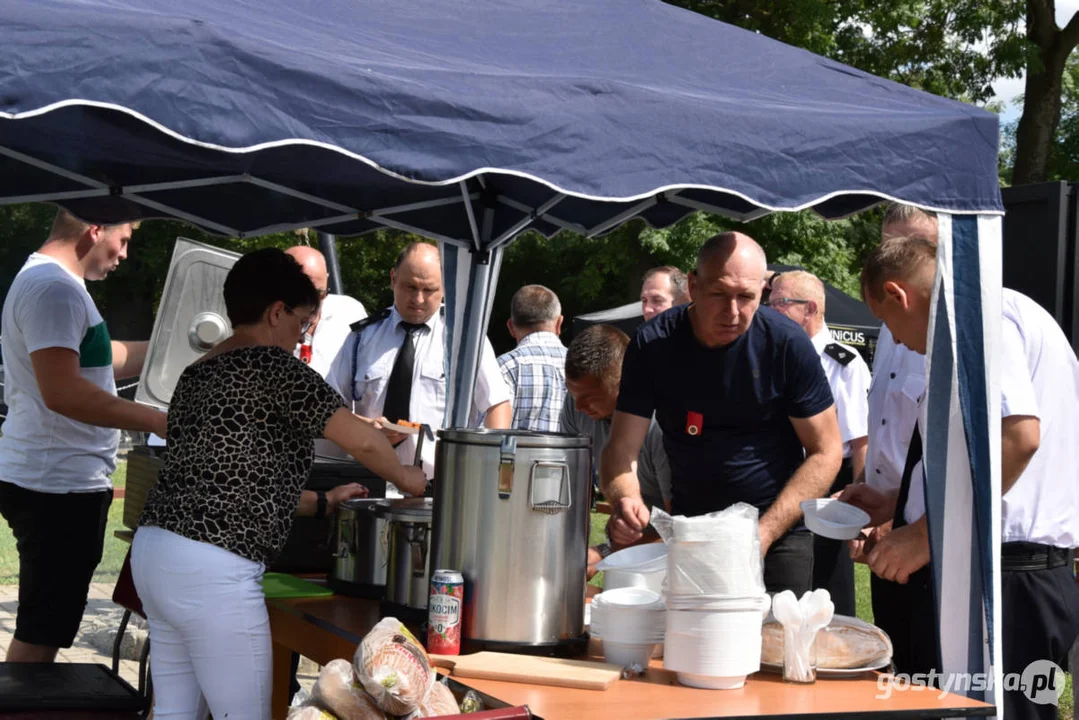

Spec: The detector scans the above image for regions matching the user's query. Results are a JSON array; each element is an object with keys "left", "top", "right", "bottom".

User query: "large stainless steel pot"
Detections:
[
  {"left": 329, "top": 498, "right": 389, "bottom": 598},
  {"left": 431, "top": 429, "right": 591, "bottom": 651},
  {"left": 380, "top": 498, "right": 433, "bottom": 610}
]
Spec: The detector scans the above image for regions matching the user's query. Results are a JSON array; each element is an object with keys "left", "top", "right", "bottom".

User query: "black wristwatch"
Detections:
[{"left": 315, "top": 491, "right": 328, "bottom": 520}]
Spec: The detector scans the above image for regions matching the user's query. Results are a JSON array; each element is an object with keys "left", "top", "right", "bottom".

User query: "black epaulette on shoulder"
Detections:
[
  {"left": 824, "top": 343, "right": 856, "bottom": 366},
  {"left": 350, "top": 307, "right": 391, "bottom": 334}
]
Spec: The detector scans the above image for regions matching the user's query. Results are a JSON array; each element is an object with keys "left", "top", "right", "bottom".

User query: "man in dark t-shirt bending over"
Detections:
[{"left": 602, "top": 232, "right": 843, "bottom": 595}]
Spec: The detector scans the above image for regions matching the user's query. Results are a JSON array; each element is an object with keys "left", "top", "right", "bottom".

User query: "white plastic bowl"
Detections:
[
  {"left": 604, "top": 640, "right": 655, "bottom": 669},
  {"left": 676, "top": 672, "right": 747, "bottom": 690},
  {"left": 801, "top": 498, "right": 870, "bottom": 541},
  {"left": 592, "top": 588, "right": 665, "bottom": 644},
  {"left": 603, "top": 568, "right": 665, "bottom": 594},
  {"left": 596, "top": 543, "right": 667, "bottom": 573}
]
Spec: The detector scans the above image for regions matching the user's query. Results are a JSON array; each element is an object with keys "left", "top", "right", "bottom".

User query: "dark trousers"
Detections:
[
  {"left": 871, "top": 566, "right": 939, "bottom": 677},
  {"left": 812, "top": 460, "right": 856, "bottom": 616},
  {"left": 0, "top": 481, "right": 113, "bottom": 648},
  {"left": 764, "top": 530, "right": 814, "bottom": 596},
  {"left": 1001, "top": 543, "right": 1079, "bottom": 720}
]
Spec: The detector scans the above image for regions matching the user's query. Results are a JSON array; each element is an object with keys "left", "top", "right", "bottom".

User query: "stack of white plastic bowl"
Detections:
[
  {"left": 659, "top": 506, "right": 772, "bottom": 690},
  {"left": 590, "top": 588, "right": 666, "bottom": 668},
  {"left": 596, "top": 543, "right": 667, "bottom": 594}
]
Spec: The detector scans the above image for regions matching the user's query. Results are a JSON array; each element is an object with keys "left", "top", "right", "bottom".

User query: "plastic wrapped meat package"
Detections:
[
  {"left": 312, "top": 659, "right": 386, "bottom": 719},
  {"left": 353, "top": 618, "right": 436, "bottom": 716},
  {"left": 651, "top": 504, "right": 765, "bottom": 602}
]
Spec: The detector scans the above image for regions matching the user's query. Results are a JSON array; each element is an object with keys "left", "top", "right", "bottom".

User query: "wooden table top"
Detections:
[{"left": 266, "top": 595, "right": 995, "bottom": 720}]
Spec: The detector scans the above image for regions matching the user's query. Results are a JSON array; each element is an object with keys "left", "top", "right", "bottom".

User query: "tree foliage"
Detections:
[{"left": 669, "top": 0, "right": 1026, "bottom": 103}]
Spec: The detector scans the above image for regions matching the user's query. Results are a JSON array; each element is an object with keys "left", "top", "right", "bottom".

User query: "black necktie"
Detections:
[
  {"left": 382, "top": 322, "right": 426, "bottom": 424},
  {"left": 894, "top": 424, "right": 923, "bottom": 529}
]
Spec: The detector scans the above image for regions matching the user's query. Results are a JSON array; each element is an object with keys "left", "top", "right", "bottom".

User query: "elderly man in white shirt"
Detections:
[
  {"left": 845, "top": 233, "right": 1079, "bottom": 720},
  {"left": 327, "top": 243, "right": 512, "bottom": 488},
  {"left": 767, "top": 269, "right": 870, "bottom": 617},
  {"left": 285, "top": 245, "right": 367, "bottom": 378}
]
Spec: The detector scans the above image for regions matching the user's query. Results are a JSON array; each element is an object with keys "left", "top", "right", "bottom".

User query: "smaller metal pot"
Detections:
[
  {"left": 329, "top": 498, "right": 390, "bottom": 598},
  {"left": 379, "top": 498, "right": 433, "bottom": 610}
]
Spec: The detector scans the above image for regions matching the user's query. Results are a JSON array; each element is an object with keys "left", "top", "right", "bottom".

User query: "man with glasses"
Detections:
[
  {"left": 602, "top": 232, "right": 842, "bottom": 595},
  {"left": 767, "top": 270, "right": 870, "bottom": 616}
]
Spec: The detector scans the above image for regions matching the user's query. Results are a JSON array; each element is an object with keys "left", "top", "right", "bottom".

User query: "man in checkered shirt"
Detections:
[{"left": 497, "top": 285, "right": 568, "bottom": 431}]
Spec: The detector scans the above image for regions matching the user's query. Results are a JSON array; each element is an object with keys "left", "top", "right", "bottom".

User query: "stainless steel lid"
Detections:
[
  {"left": 376, "top": 497, "right": 433, "bottom": 520},
  {"left": 135, "top": 237, "right": 240, "bottom": 411},
  {"left": 437, "top": 428, "right": 589, "bottom": 449},
  {"left": 338, "top": 498, "right": 389, "bottom": 512}
]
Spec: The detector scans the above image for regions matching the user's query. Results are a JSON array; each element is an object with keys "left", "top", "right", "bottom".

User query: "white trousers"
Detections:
[{"left": 132, "top": 526, "right": 271, "bottom": 720}]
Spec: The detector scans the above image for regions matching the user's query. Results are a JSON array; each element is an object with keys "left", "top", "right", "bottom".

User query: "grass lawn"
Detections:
[{"left": 0, "top": 459, "right": 130, "bottom": 585}]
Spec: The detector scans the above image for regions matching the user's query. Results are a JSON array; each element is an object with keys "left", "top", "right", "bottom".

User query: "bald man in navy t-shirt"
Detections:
[{"left": 601, "top": 232, "right": 843, "bottom": 595}]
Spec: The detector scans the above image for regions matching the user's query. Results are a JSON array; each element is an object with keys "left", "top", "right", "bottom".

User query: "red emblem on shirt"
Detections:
[{"left": 686, "top": 411, "right": 703, "bottom": 436}]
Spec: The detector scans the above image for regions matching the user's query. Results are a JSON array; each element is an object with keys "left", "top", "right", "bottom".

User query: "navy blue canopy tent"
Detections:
[{"left": 0, "top": 0, "right": 1004, "bottom": 704}]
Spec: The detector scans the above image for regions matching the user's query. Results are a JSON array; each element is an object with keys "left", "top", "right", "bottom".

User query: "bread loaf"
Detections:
[{"left": 761, "top": 615, "right": 892, "bottom": 669}]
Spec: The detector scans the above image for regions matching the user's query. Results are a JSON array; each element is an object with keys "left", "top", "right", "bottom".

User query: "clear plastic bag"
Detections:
[
  {"left": 353, "top": 618, "right": 436, "bottom": 716},
  {"left": 312, "top": 658, "right": 386, "bottom": 719},
  {"left": 458, "top": 690, "right": 485, "bottom": 714},
  {"left": 652, "top": 504, "right": 765, "bottom": 600}
]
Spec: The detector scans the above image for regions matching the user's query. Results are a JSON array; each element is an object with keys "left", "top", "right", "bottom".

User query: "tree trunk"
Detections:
[
  {"left": 1012, "top": 1, "right": 1079, "bottom": 185},
  {"left": 1012, "top": 57, "right": 1065, "bottom": 184}
]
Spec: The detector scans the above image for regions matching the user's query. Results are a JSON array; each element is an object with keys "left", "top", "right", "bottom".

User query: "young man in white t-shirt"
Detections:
[{"left": 0, "top": 210, "right": 167, "bottom": 663}]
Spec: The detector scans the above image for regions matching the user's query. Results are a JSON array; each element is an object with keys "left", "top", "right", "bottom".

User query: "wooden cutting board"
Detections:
[{"left": 428, "top": 651, "right": 623, "bottom": 690}]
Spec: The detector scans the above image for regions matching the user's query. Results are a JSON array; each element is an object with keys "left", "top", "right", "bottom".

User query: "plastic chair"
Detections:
[{"left": 110, "top": 549, "right": 152, "bottom": 707}]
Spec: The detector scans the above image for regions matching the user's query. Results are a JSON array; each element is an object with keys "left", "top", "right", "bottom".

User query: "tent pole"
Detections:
[{"left": 318, "top": 232, "right": 343, "bottom": 295}]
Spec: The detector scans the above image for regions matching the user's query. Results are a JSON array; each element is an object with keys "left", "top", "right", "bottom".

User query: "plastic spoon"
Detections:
[{"left": 772, "top": 591, "right": 810, "bottom": 682}]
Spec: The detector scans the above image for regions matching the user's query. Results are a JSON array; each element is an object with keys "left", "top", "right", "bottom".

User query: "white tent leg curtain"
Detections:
[{"left": 925, "top": 212, "right": 1003, "bottom": 715}]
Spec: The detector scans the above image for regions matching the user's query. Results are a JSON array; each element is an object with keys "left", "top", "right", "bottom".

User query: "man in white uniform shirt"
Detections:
[
  {"left": 848, "top": 234, "right": 1079, "bottom": 720},
  {"left": 285, "top": 245, "right": 367, "bottom": 378},
  {"left": 327, "top": 243, "right": 512, "bottom": 488},
  {"left": 842, "top": 204, "right": 936, "bottom": 677},
  {"left": 767, "top": 270, "right": 869, "bottom": 616},
  {"left": 286, "top": 246, "right": 368, "bottom": 459}
]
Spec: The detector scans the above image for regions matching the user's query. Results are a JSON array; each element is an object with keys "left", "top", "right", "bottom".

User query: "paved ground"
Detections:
[{"left": 0, "top": 583, "right": 320, "bottom": 702}]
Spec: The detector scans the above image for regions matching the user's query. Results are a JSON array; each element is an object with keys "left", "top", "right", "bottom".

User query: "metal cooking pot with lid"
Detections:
[
  {"left": 431, "top": 429, "right": 591, "bottom": 653},
  {"left": 378, "top": 497, "right": 433, "bottom": 610},
  {"left": 329, "top": 498, "right": 389, "bottom": 598}
]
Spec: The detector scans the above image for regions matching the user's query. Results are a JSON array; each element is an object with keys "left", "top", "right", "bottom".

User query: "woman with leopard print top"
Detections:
[{"left": 132, "top": 248, "right": 426, "bottom": 720}]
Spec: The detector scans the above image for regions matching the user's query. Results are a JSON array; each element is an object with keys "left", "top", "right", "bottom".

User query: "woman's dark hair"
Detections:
[{"left": 223, "top": 247, "right": 320, "bottom": 327}]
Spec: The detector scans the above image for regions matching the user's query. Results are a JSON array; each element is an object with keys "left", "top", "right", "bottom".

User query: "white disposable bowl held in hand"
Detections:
[
  {"left": 801, "top": 499, "right": 870, "bottom": 541},
  {"left": 596, "top": 543, "right": 667, "bottom": 574}
]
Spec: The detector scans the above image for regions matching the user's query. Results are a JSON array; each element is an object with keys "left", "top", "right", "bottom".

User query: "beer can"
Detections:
[{"left": 427, "top": 569, "right": 464, "bottom": 655}]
